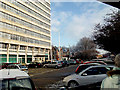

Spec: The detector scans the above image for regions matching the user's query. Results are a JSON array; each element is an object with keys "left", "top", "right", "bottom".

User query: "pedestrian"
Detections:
[{"left": 101, "top": 54, "right": 120, "bottom": 90}]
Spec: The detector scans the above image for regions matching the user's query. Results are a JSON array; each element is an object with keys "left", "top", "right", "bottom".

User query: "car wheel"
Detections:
[
  {"left": 44, "top": 65, "right": 47, "bottom": 68},
  {"left": 68, "top": 81, "right": 79, "bottom": 88},
  {"left": 35, "top": 66, "right": 38, "bottom": 68},
  {"left": 55, "top": 66, "right": 58, "bottom": 69}
]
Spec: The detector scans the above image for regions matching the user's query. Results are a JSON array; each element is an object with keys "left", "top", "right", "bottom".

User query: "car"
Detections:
[
  {"left": 59, "top": 60, "right": 66, "bottom": 67},
  {"left": 75, "top": 59, "right": 80, "bottom": 64},
  {"left": 68, "top": 59, "right": 76, "bottom": 65},
  {"left": 7, "top": 64, "right": 28, "bottom": 73},
  {"left": 63, "top": 60, "right": 70, "bottom": 66},
  {"left": 0, "top": 63, "right": 20, "bottom": 69},
  {"left": 83, "top": 61, "right": 107, "bottom": 65},
  {"left": 91, "top": 58, "right": 114, "bottom": 64},
  {"left": 63, "top": 64, "right": 114, "bottom": 89},
  {"left": 0, "top": 69, "right": 36, "bottom": 90},
  {"left": 28, "top": 62, "right": 43, "bottom": 68},
  {"left": 43, "top": 61, "right": 62, "bottom": 69}
]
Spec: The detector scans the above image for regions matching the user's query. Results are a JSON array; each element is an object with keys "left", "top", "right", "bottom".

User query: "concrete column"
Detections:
[
  {"left": 32, "top": 47, "right": 35, "bottom": 62},
  {"left": 7, "top": 44, "right": 10, "bottom": 63},
  {"left": 48, "top": 50, "right": 50, "bottom": 60},
  {"left": 38, "top": 48, "right": 41, "bottom": 62},
  {"left": 38, "top": 48, "right": 40, "bottom": 54},
  {"left": 17, "top": 45, "right": 20, "bottom": 63},
  {"left": 25, "top": 46, "right": 28, "bottom": 64},
  {"left": 43, "top": 48, "right": 46, "bottom": 61}
]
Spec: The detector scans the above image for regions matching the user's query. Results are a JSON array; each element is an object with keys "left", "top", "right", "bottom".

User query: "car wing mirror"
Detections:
[{"left": 82, "top": 73, "right": 87, "bottom": 76}]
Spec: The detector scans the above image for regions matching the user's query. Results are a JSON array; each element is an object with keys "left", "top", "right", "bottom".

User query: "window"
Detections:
[{"left": 83, "top": 67, "right": 108, "bottom": 75}]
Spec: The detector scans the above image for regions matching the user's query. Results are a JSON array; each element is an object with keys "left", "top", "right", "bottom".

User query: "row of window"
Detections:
[
  {"left": 0, "top": 1, "right": 50, "bottom": 29},
  {"left": 11, "top": 0, "right": 50, "bottom": 23},
  {"left": 0, "top": 21, "right": 50, "bottom": 41},
  {"left": 0, "top": 43, "right": 48, "bottom": 52},
  {"left": 25, "top": 0, "right": 50, "bottom": 17},
  {"left": 0, "top": 11, "right": 50, "bottom": 35},
  {"left": 40, "top": 0, "right": 50, "bottom": 9},
  {"left": 0, "top": 32, "right": 50, "bottom": 47}
]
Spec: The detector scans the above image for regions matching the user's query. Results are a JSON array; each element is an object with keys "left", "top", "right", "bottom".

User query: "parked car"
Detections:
[
  {"left": 83, "top": 61, "right": 107, "bottom": 65},
  {"left": 68, "top": 59, "right": 76, "bottom": 65},
  {"left": 7, "top": 64, "right": 28, "bottom": 73},
  {"left": 63, "top": 60, "right": 70, "bottom": 66},
  {"left": 63, "top": 64, "right": 114, "bottom": 88},
  {"left": 91, "top": 58, "right": 114, "bottom": 64},
  {"left": 0, "top": 63, "right": 20, "bottom": 69},
  {"left": 42, "top": 60, "right": 51, "bottom": 65},
  {"left": 28, "top": 62, "right": 43, "bottom": 68},
  {"left": 59, "top": 60, "right": 66, "bottom": 67},
  {"left": 0, "top": 69, "right": 36, "bottom": 90},
  {"left": 43, "top": 61, "right": 62, "bottom": 69},
  {"left": 75, "top": 59, "right": 80, "bottom": 64}
]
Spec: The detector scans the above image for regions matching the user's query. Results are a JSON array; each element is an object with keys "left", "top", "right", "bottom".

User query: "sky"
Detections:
[{"left": 50, "top": 0, "right": 118, "bottom": 48}]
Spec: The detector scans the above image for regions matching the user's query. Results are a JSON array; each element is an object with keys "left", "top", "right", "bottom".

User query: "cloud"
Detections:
[
  {"left": 64, "top": 5, "right": 117, "bottom": 40},
  {"left": 54, "top": 2, "right": 62, "bottom": 7},
  {"left": 51, "top": 11, "right": 72, "bottom": 32},
  {"left": 51, "top": 2, "right": 118, "bottom": 46}
]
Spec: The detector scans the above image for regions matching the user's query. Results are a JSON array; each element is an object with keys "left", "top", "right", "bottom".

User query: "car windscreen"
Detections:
[
  {"left": 7, "top": 65, "right": 18, "bottom": 69},
  {"left": 75, "top": 65, "right": 94, "bottom": 74},
  {"left": 0, "top": 78, "right": 34, "bottom": 90},
  {"left": 19, "top": 65, "right": 27, "bottom": 68}
]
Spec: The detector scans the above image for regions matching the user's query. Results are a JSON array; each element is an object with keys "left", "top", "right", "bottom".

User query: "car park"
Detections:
[
  {"left": 43, "top": 61, "right": 62, "bottom": 69},
  {"left": 0, "top": 69, "right": 36, "bottom": 90},
  {"left": 7, "top": 64, "right": 28, "bottom": 73},
  {"left": 28, "top": 62, "right": 43, "bottom": 68},
  {"left": 63, "top": 64, "right": 114, "bottom": 88}
]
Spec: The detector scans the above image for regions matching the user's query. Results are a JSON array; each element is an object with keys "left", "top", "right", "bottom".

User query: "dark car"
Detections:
[
  {"left": 28, "top": 62, "right": 43, "bottom": 68},
  {"left": 0, "top": 63, "right": 19, "bottom": 69},
  {"left": 63, "top": 60, "right": 70, "bottom": 66},
  {"left": 59, "top": 60, "right": 66, "bottom": 67}
]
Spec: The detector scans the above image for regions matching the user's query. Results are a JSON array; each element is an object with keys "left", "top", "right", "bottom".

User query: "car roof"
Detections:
[{"left": 0, "top": 69, "right": 29, "bottom": 79}]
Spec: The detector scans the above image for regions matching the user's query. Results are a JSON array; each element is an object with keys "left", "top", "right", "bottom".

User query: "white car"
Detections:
[
  {"left": 63, "top": 64, "right": 114, "bottom": 88},
  {"left": 7, "top": 64, "right": 28, "bottom": 73},
  {"left": 0, "top": 69, "right": 36, "bottom": 90}
]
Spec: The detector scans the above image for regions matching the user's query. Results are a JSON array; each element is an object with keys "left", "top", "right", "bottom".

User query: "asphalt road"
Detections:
[{"left": 30, "top": 65, "right": 78, "bottom": 90}]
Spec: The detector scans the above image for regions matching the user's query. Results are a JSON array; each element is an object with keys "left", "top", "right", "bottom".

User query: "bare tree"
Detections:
[{"left": 71, "top": 37, "right": 97, "bottom": 60}]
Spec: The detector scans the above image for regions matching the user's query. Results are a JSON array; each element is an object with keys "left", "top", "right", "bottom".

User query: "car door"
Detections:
[
  {"left": 51, "top": 62, "right": 56, "bottom": 67},
  {"left": 79, "top": 67, "right": 108, "bottom": 86},
  {"left": 78, "top": 67, "right": 98, "bottom": 86},
  {"left": 94, "top": 67, "right": 108, "bottom": 83}
]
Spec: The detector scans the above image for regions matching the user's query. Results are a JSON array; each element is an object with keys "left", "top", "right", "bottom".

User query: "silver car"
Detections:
[
  {"left": 63, "top": 64, "right": 114, "bottom": 88},
  {"left": 43, "top": 61, "right": 62, "bottom": 69}
]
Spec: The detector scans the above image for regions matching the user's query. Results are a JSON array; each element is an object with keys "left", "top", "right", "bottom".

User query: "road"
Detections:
[{"left": 30, "top": 65, "right": 78, "bottom": 90}]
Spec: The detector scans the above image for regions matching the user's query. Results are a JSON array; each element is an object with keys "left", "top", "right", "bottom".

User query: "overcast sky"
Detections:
[{"left": 50, "top": 0, "right": 118, "bottom": 47}]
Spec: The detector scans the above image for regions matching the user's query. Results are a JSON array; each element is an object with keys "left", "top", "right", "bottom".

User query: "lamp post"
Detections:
[{"left": 59, "top": 32, "right": 61, "bottom": 60}]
